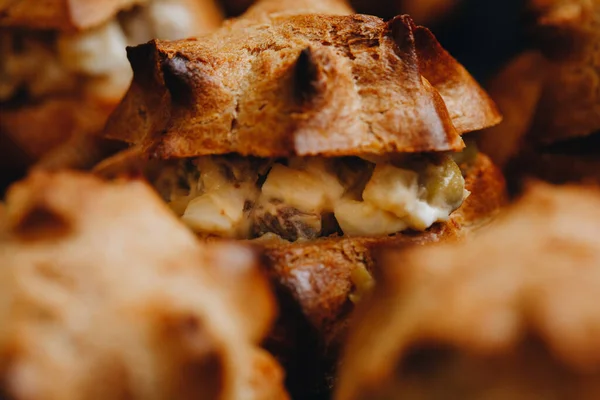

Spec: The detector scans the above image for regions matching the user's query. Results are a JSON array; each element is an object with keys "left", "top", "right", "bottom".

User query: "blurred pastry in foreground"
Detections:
[
  {"left": 478, "top": 0, "right": 600, "bottom": 186},
  {"left": 0, "top": 171, "right": 287, "bottom": 400},
  {"left": 0, "top": 0, "right": 223, "bottom": 172},
  {"left": 337, "top": 181, "right": 600, "bottom": 400}
]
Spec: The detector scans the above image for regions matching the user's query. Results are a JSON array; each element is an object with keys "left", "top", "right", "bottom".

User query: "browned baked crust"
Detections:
[
  {"left": 336, "top": 181, "right": 600, "bottom": 400},
  {"left": 526, "top": 0, "right": 600, "bottom": 144},
  {"left": 477, "top": 1, "right": 600, "bottom": 186},
  {"left": 103, "top": 0, "right": 500, "bottom": 157},
  {"left": 0, "top": 170, "right": 288, "bottom": 399}
]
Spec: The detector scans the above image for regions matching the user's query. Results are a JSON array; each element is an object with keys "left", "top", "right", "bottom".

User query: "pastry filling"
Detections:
[
  {"left": 0, "top": 0, "right": 196, "bottom": 104},
  {"left": 154, "top": 153, "right": 470, "bottom": 241}
]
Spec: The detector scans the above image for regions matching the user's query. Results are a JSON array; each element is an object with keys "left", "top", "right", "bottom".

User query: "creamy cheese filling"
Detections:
[
  {"left": 0, "top": 0, "right": 197, "bottom": 103},
  {"left": 154, "top": 153, "right": 470, "bottom": 241}
]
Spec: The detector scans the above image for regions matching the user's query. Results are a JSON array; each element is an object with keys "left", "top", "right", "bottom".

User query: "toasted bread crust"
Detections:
[{"left": 103, "top": 10, "right": 499, "bottom": 157}]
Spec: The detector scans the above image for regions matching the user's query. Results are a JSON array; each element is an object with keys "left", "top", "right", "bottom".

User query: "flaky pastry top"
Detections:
[{"left": 103, "top": 0, "right": 500, "bottom": 158}]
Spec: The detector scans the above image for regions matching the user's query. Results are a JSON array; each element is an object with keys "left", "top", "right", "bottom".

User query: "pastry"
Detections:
[
  {"left": 0, "top": 0, "right": 223, "bottom": 172},
  {"left": 0, "top": 170, "right": 287, "bottom": 400},
  {"left": 478, "top": 0, "right": 600, "bottom": 187},
  {"left": 337, "top": 181, "right": 600, "bottom": 399},
  {"left": 95, "top": 0, "right": 505, "bottom": 394}
]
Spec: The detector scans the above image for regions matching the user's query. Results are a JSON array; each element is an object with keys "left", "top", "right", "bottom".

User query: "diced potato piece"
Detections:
[
  {"left": 363, "top": 163, "right": 456, "bottom": 231},
  {"left": 181, "top": 189, "right": 247, "bottom": 237},
  {"left": 303, "top": 158, "right": 345, "bottom": 203},
  {"left": 262, "top": 164, "right": 329, "bottom": 212},
  {"left": 334, "top": 200, "right": 407, "bottom": 236}
]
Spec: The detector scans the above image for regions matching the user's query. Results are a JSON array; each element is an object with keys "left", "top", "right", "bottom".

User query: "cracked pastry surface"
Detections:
[
  {"left": 0, "top": 171, "right": 288, "bottom": 400},
  {"left": 336, "top": 181, "right": 600, "bottom": 400}
]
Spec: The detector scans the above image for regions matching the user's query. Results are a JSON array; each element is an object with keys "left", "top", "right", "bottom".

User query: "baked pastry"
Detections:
[
  {"left": 0, "top": 170, "right": 287, "bottom": 400},
  {"left": 337, "top": 181, "right": 600, "bottom": 399},
  {"left": 478, "top": 0, "right": 600, "bottom": 186},
  {"left": 0, "top": 0, "right": 223, "bottom": 172},
  {"left": 95, "top": 0, "right": 504, "bottom": 393}
]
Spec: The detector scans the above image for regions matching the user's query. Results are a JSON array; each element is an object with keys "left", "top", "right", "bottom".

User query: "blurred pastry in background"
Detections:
[
  {"left": 478, "top": 0, "right": 600, "bottom": 188},
  {"left": 0, "top": 170, "right": 287, "bottom": 400},
  {"left": 94, "top": 0, "right": 505, "bottom": 395},
  {"left": 0, "top": 0, "right": 223, "bottom": 174},
  {"left": 337, "top": 181, "right": 600, "bottom": 400},
  {"left": 476, "top": 51, "right": 546, "bottom": 169}
]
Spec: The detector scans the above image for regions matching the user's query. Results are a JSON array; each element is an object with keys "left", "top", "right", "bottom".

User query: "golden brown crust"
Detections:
[
  {"left": 414, "top": 23, "right": 501, "bottom": 134},
  {"left": 255, "top": 152, "right": 506, "bottom": 350},
  {"left": 0, "top": 170, "right": 287, "bottom": 400},
  {"left": 103, "top": 5, "right": 500, "bottom": 157},
  {"left": 336, "top": 181, "right": 600, "bottom": 399},
  {"left": 258, "top": 223, "right": 462, "bottom": 348},
  {"left": 527, "top": 0, "right": 600, "bottom": 144}
]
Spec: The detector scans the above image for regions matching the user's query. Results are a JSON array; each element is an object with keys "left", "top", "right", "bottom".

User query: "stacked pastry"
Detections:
[
  {"left": 91, "top": 0, "right": 506, "bottom": 395},
  {"left": 0, "top": 171, "right": 288, "bottom": 399},
  {"left": 337, "top": 181, "right": 600, "bottom": 399},
  {"left": 0, "top": 0, "right": 222, "bottom": 173},
  {"left": 478, "top": 0, "right": 600, "bottom": 187}
]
